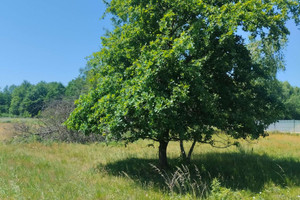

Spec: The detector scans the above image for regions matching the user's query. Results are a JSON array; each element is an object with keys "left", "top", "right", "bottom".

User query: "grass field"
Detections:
[
  {"left": 0, "top": 123, "right": 15, "bottom": 141},
  {"left": 0, "top": 118, "right": 38, "bottom": 141},
  {"left": 0, "top": 121, "right": 299, "bottom": 199}
]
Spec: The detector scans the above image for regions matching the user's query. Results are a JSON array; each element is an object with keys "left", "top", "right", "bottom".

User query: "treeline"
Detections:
[
  {"left": 1, "top": 77, "right": 300, "bottom": 119},
  {"left": 281, "top": 81, "right": 300, "bottom": 119},
  {"left": 0, "top": 77, "right": 86, "bottom": 117}
]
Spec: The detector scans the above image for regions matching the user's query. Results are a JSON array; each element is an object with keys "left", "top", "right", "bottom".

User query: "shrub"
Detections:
[{"left": 8, "top": 99, "right": 105, "bottom": 144}]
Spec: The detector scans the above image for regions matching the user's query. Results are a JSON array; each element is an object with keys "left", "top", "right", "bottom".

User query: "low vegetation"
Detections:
[{"left": 0, "top": 121, "right": 299, "bottom": 199}]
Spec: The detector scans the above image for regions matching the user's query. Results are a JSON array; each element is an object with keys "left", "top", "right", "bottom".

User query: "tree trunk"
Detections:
[
  {"left": 187, "top": 140, "right": 197, "bottom": 163},
  {"left": 180, "top": 139, "right": 187, "bottom": 161},
  {"left": 159, "top": 140, "right": 169, "bottom": 169}
]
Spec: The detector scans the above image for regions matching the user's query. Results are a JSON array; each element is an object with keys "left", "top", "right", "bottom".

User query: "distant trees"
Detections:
[
  {"left": 0, "top": 68, "right": 91, "bottom": 117},
  {"left": 0, "top": 85, "right": 15, "bottom": 114},
  {"left": 0, "top": 81, "right": 66, "bottom": 117},
  {"left": 280, "top": 81, "right": 300, "bottom": 120},
  {"left": 65, "top": 64, "right": 95, "bottom": 100},
  {"left": 21, "top": 82, "right": 66, "bottom": 116},
  {"left": 65, "top": 77, "right": 87, "bottom": 99},
  {"left": 9, "top": 81, "right": 32, "bottom": 116},
  {"left": 2, "top": 79, "right": 299, "bottom": 121}
]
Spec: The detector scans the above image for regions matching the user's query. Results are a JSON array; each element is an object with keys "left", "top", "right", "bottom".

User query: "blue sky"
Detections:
[
  {"left": 0, "top": 0, "right": 111, "bottom": 89},
  {"left": 277, "top": 21, "right": 300, "bottom": 86},
  {"left": 0, "top": 1, "right": 299, "bottom": 89}
]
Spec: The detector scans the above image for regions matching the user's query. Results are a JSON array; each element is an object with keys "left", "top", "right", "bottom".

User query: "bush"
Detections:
[{"left": 37, "top": 99, "right": 105, "bottom": 143}]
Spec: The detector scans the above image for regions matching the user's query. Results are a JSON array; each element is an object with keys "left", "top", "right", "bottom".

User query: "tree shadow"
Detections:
[{"left": 95, "top": 152, "right": 300, "bottom": 192}]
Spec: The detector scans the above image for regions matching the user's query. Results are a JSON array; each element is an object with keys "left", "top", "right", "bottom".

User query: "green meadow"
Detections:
[{"left": 0, "top": 124, "right": 299, "bottom": 199}]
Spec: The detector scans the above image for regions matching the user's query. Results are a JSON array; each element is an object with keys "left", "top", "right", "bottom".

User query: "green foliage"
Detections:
[
  {"left": 0, "top": 85, "right": 15, "bottom": 114},
  {"left": 9, "top": 81, "right": 32, "bottom": 116},
  {"left": 279, "top": 81, "right": 300, "bottom": 119},
  {"left": 67, "top": 0, "right": 300, "bottom": 157},
  {"left": 0, "top": 81, "right": 66, "bottom": 117},
  {"left": 65, "top": 65, "right": 94, "bottom": 99},
  {"left": 65, "top": 77, "right": 87, "bottom": 99},
  {"left": 45, "top": 82, "right": 65, "bottom": 102},
  {"left": 18, "top": 81, "right": 65, "bottom": 117},
  {"left": 0, "top": 70, "right": 91, "bottom": 118},
  {"left": 21, "top": 82, "right": 49, "bottom": 116},
  {"left": 65, "top": 77, "right": 86, "bottom": 98}
]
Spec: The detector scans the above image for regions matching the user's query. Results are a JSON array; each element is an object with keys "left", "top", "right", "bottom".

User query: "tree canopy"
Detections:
[
  {"left": 280, "top": 81, "right": 300, "bottom": 119},
  {"left": 0, "top": 81, "right": 66, "bottom": 117},
  {"left": 0, "top": 85, "right": 15, "bottom": 114},
  {"left": 0, "top": 67, "right": 91, "bottom": 117},
  {"left": 66, "top": 0, "right": 300, "bottom": 167}
]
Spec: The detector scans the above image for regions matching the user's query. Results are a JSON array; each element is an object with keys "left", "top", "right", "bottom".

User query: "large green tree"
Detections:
[{"left": 66, "top": 0, "right": 300, "bottom": 168}]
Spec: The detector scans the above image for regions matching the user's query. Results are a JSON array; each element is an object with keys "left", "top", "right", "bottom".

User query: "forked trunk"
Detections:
[
  {"left": 180, "top": 139, "right": 197, "bottom": 164},
  {"left": 159, "top": 140, "right": 169, "bottom": 169},
  {"left": 187, "top": 140, "right": 197, "bottom": 163},
  {"left": 180, "top": 139, "right": 187, "bottom": 161}
]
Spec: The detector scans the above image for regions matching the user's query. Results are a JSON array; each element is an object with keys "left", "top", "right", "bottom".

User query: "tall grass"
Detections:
[
  {"left": 0, "top": 133, "right": 299, "bottom": 199},
  {"left": 151, "top": 164, "right": 210, "bottom": 198}
]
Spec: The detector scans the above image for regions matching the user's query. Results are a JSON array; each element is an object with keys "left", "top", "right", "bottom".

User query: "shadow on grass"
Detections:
[{"left": 95, "top": 152, "right": 300, "bottom": 192}]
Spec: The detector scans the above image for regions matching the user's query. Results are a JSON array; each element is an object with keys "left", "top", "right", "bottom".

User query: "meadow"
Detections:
[{"left": 0, "top": 121, "right": 299, "bottom": 199}]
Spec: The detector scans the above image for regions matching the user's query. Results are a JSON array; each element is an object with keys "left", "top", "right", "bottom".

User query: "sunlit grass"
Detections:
[
  {"left": 0, "top": 118, "right": 38, "bottom": 141},
  {"left": 0, "top": 142, "right": 169, "bottom": 199},
  {"left": 0, "top": 132, "right": 299, "bottom": 199},
  {"left": 0, "top": 117, "right": 37, "bottom": 124}
]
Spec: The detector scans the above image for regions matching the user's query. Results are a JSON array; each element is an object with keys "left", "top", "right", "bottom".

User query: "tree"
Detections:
[
  {"left": 66, "top": 0, "right": 300, "bottom": 168},
  {"left": 8, "top": 81, "right": 65, "bottom": 117},
  {"left": 0, "top": 92, "right": 8, "bottom": 114},
  {"left": 280, "top": 81, "right": 300, "bottom": 119},
  {"left": 9, "top": 81, "right": 32, "bottom": 116},
  {"left": 45, "top": 82, "right": 65, "bottom": 102},
  {"left": 22, "top": 82, "right": 65, "bottom": 117},
  {"left": 0, "top": 86, "right": 15, "bottom": 114},
  {"left": 285, "top": 94, "right": 300, "bottom": 119},
  {"left": 65, "top": 77, "right": 86, "bottom": 99},
  {"left": 65, "top": 64, "right": 96, "bottom": 99},
  {"left": 21, "top": 82, "right": 49, "bottom": 116}
]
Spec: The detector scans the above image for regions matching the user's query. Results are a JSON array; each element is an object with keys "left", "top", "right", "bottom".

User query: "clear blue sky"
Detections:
[
  {"left": 0, "top": 1, "right": 299, "bottom": 89},
  {"left": 0, "top": 0, "right": 111, "bottom": 89},
  {"left": 277, "top": 21, "right": 300, "bottom": 86}
]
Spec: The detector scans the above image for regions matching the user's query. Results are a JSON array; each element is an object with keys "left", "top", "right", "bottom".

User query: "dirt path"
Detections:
[{"left": 0, "top": 123, "right": 15, "bottom": 141}]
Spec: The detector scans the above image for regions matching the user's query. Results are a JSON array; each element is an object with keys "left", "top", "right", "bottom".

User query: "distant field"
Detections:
[
  {"left": 0, "top": 121, "right": 299, "bottom": 199},
  {"left": 0, "top": 117, "right": 37, "bottom": 124},
  {"left": 0, "top": 118, "right": 38, "bottom": 141},
  {"left": 0, "top": 123, "right": 15, "bottom": 141}
]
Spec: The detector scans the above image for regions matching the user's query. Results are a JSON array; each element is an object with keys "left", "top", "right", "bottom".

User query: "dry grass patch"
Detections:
[{"left": 0, "top": 123, "right": 15, "bottom": 141}]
